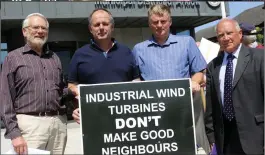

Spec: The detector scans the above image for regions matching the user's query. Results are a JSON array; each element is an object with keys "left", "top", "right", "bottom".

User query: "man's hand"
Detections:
[
  {"left": 72, "top": 108, "right": 80, "bottom": 124},
  {"left": 191, "top": 81, "right": 201, "bottom": 92},
  {"left": 12, "top": 136, "right": 28, "bottom": 155},
  {"left": 68, "top": 83, "right": 79, "bottom": 97}
]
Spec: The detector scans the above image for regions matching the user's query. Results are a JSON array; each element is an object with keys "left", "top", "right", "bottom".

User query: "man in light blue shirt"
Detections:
[
  {"left": 132, "top": 4, "right": 206, "bottom": 92},
  {"left": 132, "top": 4, "right": 209, "bottom": 154}
]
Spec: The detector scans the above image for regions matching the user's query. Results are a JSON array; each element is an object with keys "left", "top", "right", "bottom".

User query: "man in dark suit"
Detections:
[{"left": 205, "top": 18, "right": 264, "bottom": 155}]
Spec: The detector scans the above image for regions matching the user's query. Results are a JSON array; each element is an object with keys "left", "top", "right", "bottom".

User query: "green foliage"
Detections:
[{"left": 256, "top": 27, "right": 264, "bottom": 45}]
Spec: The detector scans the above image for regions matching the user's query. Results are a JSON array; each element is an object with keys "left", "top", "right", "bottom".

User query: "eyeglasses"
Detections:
[{"left": 25, "top": 25, "right": 48, "bottom": 32}]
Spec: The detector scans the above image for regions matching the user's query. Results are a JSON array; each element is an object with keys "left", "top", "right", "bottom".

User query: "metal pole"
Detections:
[{"left": 221, "top": 2, "right": 226, "bottom": 18}]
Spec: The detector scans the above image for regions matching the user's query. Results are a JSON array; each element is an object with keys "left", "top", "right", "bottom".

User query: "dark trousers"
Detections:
[{"left": 223, "top": 118, "right": 245, "bottom": 155}]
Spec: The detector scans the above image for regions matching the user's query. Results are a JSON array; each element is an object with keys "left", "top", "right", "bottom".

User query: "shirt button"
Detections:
[
  {"left": 45, "top": 78, "right": 47, "bottom": 80},
  {"left": 44, "top": 67, "right": 46, "bottom": 69},
  {"left": 47, "top": 90, "right": 49, "bottom": 92}
]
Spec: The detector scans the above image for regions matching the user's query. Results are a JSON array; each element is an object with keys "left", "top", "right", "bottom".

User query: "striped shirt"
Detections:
[
  {"left": 0, "top": 44, "right": 64, "bottom": 139},
  {"left": 132, "top": 34, "right": 207, "bottom": 80}
]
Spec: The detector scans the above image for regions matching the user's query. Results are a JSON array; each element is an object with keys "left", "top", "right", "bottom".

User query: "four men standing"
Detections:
[{"left": 0, "top": 4, "right": 263, "bottom": 155}]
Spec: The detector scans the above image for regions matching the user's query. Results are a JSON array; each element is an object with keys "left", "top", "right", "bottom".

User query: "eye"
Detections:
[
  {"left": 94, "top": 23, "right": 100, "bottom": 27},
  {"left": 103, "top": 22, "right": 109, "bottom": 26},
  {"left": 217, "top": 34, "right": 224, "bottom": 39},
  {"left": 161, "top": 20, "right": 167, "bottom": 24}
]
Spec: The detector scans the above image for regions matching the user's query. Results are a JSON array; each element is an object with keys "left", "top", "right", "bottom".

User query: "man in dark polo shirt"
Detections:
[
  {"left": 68, "top": 8, "right": 140, "bottom": 124},
  {"left": 0, "top": 13, "right": 68, "bottom": 154}
]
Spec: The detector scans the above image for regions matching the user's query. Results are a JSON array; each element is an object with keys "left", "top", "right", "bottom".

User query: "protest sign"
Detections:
[{"left": 78, "top": 79, "right": 196, "bottom": 155}]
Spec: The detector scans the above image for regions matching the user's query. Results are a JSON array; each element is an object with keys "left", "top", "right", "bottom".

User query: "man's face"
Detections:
[
  {"left": 23, "top": 16, "right": 48, "bottom": 47},
  {"left": 149, "top": 12, "right": 172, "bottom": 40},
  {"left": 89, "top": 10, "right": 113, "bottom": 41},
  {"left": 216, "top": 20, "right": 242, "bottom": 53}
]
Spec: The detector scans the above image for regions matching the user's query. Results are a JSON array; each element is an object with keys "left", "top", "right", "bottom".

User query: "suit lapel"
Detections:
[
  {"left": 233, "top": 45, "right": 250, "bottom": 89},
  {"left": 213, "top": 53, "right": 224, "bottom": 105}
]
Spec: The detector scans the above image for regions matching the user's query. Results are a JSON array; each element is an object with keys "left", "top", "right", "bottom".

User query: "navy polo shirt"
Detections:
[{"left": 68, "top": 40, "right": 139, "bottom": 84}]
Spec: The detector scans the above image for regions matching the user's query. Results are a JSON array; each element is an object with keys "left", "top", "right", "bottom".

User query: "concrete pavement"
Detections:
[{"left": 1, "top": 120, "right": 82, "bottom": 154}]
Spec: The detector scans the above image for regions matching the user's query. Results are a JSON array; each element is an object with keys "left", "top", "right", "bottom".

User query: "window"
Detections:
[{"left": 1, "top": 43, "right": 8, "bottom": 69}]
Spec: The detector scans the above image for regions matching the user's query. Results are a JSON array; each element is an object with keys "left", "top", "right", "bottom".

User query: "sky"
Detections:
[{"left": 195, "top": 2, "right": 264, "bottom": 32}]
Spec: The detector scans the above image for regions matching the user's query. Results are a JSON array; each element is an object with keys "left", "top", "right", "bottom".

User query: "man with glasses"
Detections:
[{"left": 0, "top": 13, "right": 67, "bottom": 154}]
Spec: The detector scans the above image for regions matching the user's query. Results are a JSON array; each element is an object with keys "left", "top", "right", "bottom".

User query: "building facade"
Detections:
[{"left": 1, "top": 1, "right": 229, "bottom": 75}]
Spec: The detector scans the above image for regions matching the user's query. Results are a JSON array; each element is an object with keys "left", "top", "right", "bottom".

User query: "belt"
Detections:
[{"left": 17, "top": 110, "right": 65, "bottom": 116}]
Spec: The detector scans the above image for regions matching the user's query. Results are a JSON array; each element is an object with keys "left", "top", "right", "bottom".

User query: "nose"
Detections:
[
  {"left": 223, "top": 34, "right": 229, "bottom": 40},
  {"left": 157, "top": 21, "right": 162, "bottom": 27},
  {"left": 37, "top": 28, "right": 44, "bottom": 33},
  {"left": 99, "top": 24, "right": 104, "bottom": 29},
  {"left": 36, "top": 26, "right": 47, "bottom": 33}
]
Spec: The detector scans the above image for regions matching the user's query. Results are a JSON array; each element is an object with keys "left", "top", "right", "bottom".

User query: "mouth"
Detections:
[
  {"left": 35, "top": 36, "right": 45, "bottom": 40},
  {"left": 223, "top": 42, "right": 232, "bottom": 46},
  {"left": 98, "top": 33, "right": 106, "bottom": 36}
]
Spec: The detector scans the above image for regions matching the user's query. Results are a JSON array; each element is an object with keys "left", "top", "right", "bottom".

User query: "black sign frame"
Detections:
[{"left": 78, "top": 78, "right": 197, "bottom": 155}]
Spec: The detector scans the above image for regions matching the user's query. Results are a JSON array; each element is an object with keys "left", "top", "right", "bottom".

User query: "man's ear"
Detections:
[
  {"left": 111, "top": 24, "right": 114, "bottom": 32},
  {"left": 22, "top": 28, "right": 27, "bottom": 37},
  {"left": 239, "top": 29, "right": 243, "bottom": 39}
]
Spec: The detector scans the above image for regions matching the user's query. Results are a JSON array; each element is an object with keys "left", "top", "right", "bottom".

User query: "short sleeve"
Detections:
[{"left": 188, "top": 36, "right": 207, "bottom": 74}]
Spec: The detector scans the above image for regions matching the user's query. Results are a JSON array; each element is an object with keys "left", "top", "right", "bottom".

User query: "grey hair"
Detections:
[
  {"left": 88, "top": 8, "right": 114, "bottom": 26},
  {"left": 22, "top": 13, "right": 49, "bottom": 29},
  {"left": 214, "top": 18, "right": 241, "bottom": 33}
]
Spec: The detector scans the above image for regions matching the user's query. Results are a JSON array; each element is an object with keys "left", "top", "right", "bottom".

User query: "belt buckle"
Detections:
[{"left": 42, "top": 111, "right": 49, "bottom": 116}]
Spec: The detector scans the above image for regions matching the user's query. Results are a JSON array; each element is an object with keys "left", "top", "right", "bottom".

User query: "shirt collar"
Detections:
[
  {"left": 22, "top": 43, "right": 52, "bottom": 55},
  {"left": 90, "top": 38, "right": 117, "bottom": 49},
  {"left": 224, "top": 43, "right": 242, "bottom": 59},
  {"left": 148, "top": 33, "right": 178, "bottom": 46}
]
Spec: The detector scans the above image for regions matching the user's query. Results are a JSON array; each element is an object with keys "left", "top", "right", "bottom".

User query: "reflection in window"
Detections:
[
  {"left": 48, "top": 41, "right": 76, "bottom": 78},
  {"left": 1, "top": 43, "right": 8, "bottom": 67}
]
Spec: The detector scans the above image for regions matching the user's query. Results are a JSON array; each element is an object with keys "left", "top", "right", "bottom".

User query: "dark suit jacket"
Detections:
[{"left": 205, "top": 45, "right": 264, "bottom": 154}]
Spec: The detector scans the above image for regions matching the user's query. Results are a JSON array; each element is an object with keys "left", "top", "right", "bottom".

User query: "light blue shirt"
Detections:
[
  {"left": 219, "top": 44, "right": 242, "bottom": 105},
  {"left": 132, "top": 34, "right": 207, "bottom": 80}
]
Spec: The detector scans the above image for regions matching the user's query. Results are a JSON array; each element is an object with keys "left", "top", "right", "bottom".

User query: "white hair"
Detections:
[
  {"left": 22, "top": 13, "right": 49, "bottom": 29},
  {"left": 214, "top": 18, "right": 241, "bottom": 33}
]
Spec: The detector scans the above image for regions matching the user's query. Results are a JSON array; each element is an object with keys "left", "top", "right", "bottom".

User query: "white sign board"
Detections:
[{"left": 199, "top": 37, "right": 220, "bottom": 64}]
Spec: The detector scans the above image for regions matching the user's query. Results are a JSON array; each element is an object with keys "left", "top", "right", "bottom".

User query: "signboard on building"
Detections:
[
  {"left": 78, "top": 79, "right": 196, "bottom": 155},
  {"left": 95, "top": 1, "right": 200, "bottom": 10}
]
